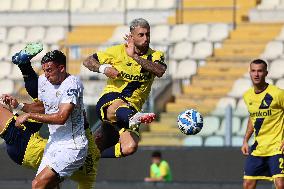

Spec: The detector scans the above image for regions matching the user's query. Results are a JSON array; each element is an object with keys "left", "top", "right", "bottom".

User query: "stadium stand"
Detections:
[
  {"left": 4, "top": 1, "right": 284, "bottom": 188},
  {"left": 140, "top": 0, "right": 284, "bottom": 147},
  {"left": 276, "top": 78, "right": 284, "bottom": 88},
  {"left": 1, "top": 0, "right": 284, "bottom": 149}
]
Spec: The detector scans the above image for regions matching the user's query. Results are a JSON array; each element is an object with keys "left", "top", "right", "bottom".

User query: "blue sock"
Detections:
[
  {"left": 115, "top": 106, "right": 137, "bottom": 129},
  {"left": 18, "top": 63, "right": 38, "bottom": 99}
]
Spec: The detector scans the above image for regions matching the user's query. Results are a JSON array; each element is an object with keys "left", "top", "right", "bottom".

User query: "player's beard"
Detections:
[{"left": 136, "top": 43, "right": 149, "bottom": 55}]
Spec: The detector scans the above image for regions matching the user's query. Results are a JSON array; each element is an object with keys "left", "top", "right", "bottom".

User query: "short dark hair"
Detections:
[
  {"left": 41, "top": 50, "right": 66, "bottom": 66},
  {"left": 250, "top": 59, "right": 268, "bottom": 70},
  {"left": 129, "top": 18, "right": 150, "bottom": 32},
  {"left": 152, "top": 151, "right": 162, "bottom": 158}
]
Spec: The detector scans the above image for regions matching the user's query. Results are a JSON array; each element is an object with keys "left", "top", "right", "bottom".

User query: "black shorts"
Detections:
[
  {"left": 244, "top": 154, "right": 284, "bottom": 180},
  {"left": 96, "top": 92, "right": 133, "bottom": 121},
  {"left": 0, "top": 117, "right": 42, "bottom": 165},
  {"left": 95, "top": 92, "right": 139, "bottom": 136}
]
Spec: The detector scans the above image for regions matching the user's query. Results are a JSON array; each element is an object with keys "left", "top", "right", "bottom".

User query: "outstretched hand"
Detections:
[{"left": 1, "top": 94, "right": 19, "bottom": 108}]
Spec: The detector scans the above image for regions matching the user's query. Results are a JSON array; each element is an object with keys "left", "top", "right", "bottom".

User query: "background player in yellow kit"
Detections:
[{"left": 241, "top": 59, "right": 284, "bottom": 189}]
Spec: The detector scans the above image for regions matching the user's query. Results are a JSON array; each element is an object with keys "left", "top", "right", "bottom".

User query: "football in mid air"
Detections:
[{"left": 177, "top": 109, "right": 203, "bottom": 135}]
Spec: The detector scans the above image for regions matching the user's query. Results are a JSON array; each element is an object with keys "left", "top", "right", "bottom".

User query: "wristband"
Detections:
[
  {"left": 14, "top": 103, "right": 24, "bottom": 112},
  {"left": 98, "top": 64, "right": 112, "bottom": 74}
]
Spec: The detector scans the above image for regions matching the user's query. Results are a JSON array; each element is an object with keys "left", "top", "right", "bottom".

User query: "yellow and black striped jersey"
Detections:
[
  {"left": 244, "top": 84, "right": 284, "bottom": 156},
  {"left": 97, "top": 44, "right": 165, "bottom": 111}
]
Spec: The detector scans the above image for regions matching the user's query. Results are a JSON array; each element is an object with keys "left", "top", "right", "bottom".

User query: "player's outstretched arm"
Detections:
[
  {"left": 1, "top": 94, "right": 44, "bottom": 113},
  {"left": 21, "top": 101, "right": 45, "bottom": 114},
  {"left": 241, "top": 118, "right": 253, "bottom": 155},
  {"left": 83, "top": 55, "right": 101, "bottom": 72},
  {"left": 83, "top": 54, "right": 120, "bottom": 79},
  {"left": 15, "top": 103, "right": 75, "bottom": 128}
]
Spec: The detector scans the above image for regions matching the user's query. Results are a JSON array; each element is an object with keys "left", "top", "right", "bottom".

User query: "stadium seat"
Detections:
[
  {"left": 168, "top": 59, "right": 177, "bottom": 76},
  {"left": 276, "top": 26, "right": 284, "bottom": 41},
  {"left": 279, "top": 1, "right": 284, "bottom": 9},
  {"left": 228, "top": 78, "right": 252, "bottom": 98},
  {"left": 44, "top": 27, "right": 66, "bottom": 44},
  {"left": 232, "top": 136, "right": 243, "bottom": 147},
  {"left": 188, "top": 24, "right": 209, "bottom": 42},
  {"left": 0, "top": 79, "right": 14, "bottom": 94},
  {"left": 169, "top": 24, "right": 191, "bottom": 43},
  {"left": 84, "top": 95, "right": 100, "bottom": 106},
  {"left": 100, "top": 0, "right": 122, "bottom": 12},
  {"left": 6, "top": 27, "right": 26, "bottom": 44},
  {"left": 190, "top": 41, "right": 213, "bottom": 60},
  {"left": 199, "top": 116, "right": 220, "bottom": 136},
  {"left": 82, "top": 0, "right": 101, "bottom": 11},
  {"left": 238, "top": 117, "right": 248, "bottom": 136},
  {"left": 108, "top": 25, "right": 129, "bottom": 44},
  {"left": 9, "top": 64, "right": 23, "bottom": 80},
  {"left": 151, "top": 25, "right": 170, "bottom": 44},
  {"left": 204, "top": 136, "right": 224, "bottom": 147},
  {"left": 171, "top": 41, "right": 193, "bottom": 60},
  {"left": 0, "top": 0, "right": 12, "bottom": 11},
  {"left": 151, "top": 44, "right": 168, "bottom": 52},
  {"left": 267, "top": 59, "right": 284, "bottom": 79},
  {"left": 156, "top": 0, "right": 176, "bottom": 9},
  {"left": 0, "top": 43, "right": 9, "bottom": 60},
  {"left": 8, "top": 43, "right": 25, "bottom": 60},
  {"left": 80, "top": 64, "right": 107, "bottom": 80},
  {"left": 137, "top": 0, "right": 155, "bottom": 9},
  {"left": 30, "top": 0, "right": 47, "bottom": 11},
  {"left": 25, "top": 27, "right": 46, "bottom": 43},
  {"left": 257, "top": 0, "right": 280, "bottom": 10},
  {"left": 234, "top": 99, "right": 249, "bottom": 117},
  {"left": 0, "top": 62, "right": 12, "bottom": 79},
  {"left": 80, "top": 64, "right": 100, "bottom": 79},
  {"left": 124, "top": 0, "right": 137, "bottom": 9},
  {"left": 173, "top": 59, "right": 197, "bottom": 79},
  {"left": 83, "top": 80, "right": 107, "bottom": 105},
  {"left": 183, "top": 136, "right": 203, "bottom": 146},
  {"left": 0, "top": 27, "right": 7, "bottom": 42},
  {"left": 266, "top": 78, "right": 274, "bottom": 85},
  {"left": 48, "top": 0, "right": 67, "bottom": 11},
  {"left": 211, "top": 97, "right": 236, "bottom": 116},
  {"left": 261, "top": 41, "right": 283, "bottom": 60},
  {"left": 49, "top": 44, "right": 60, "bottom": 51},
  {"left": 70, "top": 0, "right": 83, "bottom": 12},
  {"left": 207, "top": 24, "right": 230, "bottom": 42},
  {"left": 12, "top": 0, "right": 29, "bottom": 11},
  {"left": 215, "top": 117, "right": 241, "bottom": 136},
  {"left": 276, "top": 78, "right": 284, "bottom": 88}
]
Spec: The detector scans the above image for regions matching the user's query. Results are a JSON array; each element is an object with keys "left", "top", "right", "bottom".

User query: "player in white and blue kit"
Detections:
[{"left": 13, "top": 50, "right": 88, "bottom": 189}]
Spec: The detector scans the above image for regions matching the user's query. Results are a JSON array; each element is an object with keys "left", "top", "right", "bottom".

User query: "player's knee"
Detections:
[
  {"left": 106, "top": 104, "right": 118, "bottom": 121},
  {"left": 121, "top": 142, "right": 138, "bottom": 156},
  {"left": 275, "top": 179, "right": 284, "bottom": 189},
  {"left": 106, "top": 101, "right": 127, "bottom": 121},
  {"left": 243, "top": 179, "right": 256, "bottom": 189}
]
